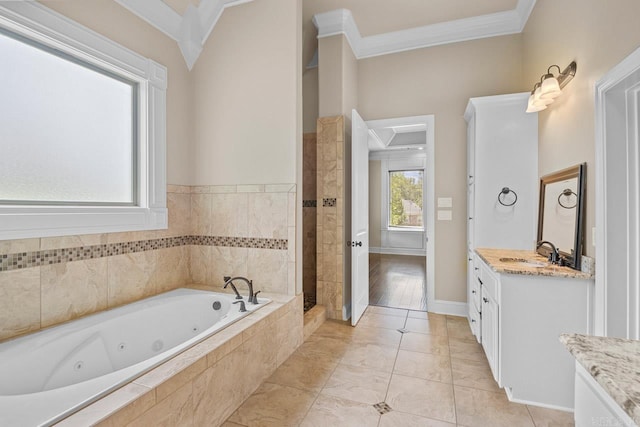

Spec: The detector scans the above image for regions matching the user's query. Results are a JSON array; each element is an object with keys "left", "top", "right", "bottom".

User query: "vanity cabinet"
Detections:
[
  {"left": 475, "top": 250, "right": 594, "bottom": 409},
  {"left": 464, "top": 93, "right": 538, "bottom": 343}
]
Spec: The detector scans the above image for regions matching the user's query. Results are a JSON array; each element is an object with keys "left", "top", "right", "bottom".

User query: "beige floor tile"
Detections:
[
  {"left": 366, "top": 306, "right": 409, "bottom": 318},
  {"left": 350, "top": 325, "right": 403, "bottom": 347},
  {"left": 400, "top": 332, "right": 450, "bottom": 355},
  {"left": 297, "top": 335, "right": 350, "bottom": 362},
  {"left": 408, "top": 310, "right": 430, "bottom": 320},
  {"left": 379, "top": 411, "right": 456, "bottom": 427},
  {"left": 299, "top": 394, "right": 380, "bottom": 427},
  {"left": 227, "top": 382, "right": 316, "bottom": 427},
  {"left": 454, "top": 386, "right": 535, "bottom": 427},
  {"left": 267, "top": 351, "right": 338, "bottom": 393},
  {"left": 394, "top": 350, "right": 452, "bottom": 383},
  {"left": 405, "top": 317, "right": 448, "bottom": 336},
  {"left": 321, "top": 363, "right": 391, "bottom": 405},
  {"left": 451, "top": 357, "right": 500, "bottom": 392},
  {"left": 386, "top": 374, "right": 456, "bottom": 423},
  {"left": 448, "top": 338, "right": 487, "bottom": 362},
  {"left": 220, "top": 422, "right": 245, "bottom": 427},
  {"left": 312, "top": 321, "right": 355, "bottom": 342},
  {"left": 446, "top": 317, "right": 476, "bottom": 341},
  {"left": 358, "top": 312, "right": 407, "bottom": 330},
  {"left": 527, "top": 405, "right": 575, "bottom": 426},
  {"left": 340, "top": 342, "right": 399, "bottom": 372}
]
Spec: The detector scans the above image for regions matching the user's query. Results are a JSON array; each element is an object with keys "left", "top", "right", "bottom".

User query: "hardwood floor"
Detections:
[{"left": 369, "top": 254, "right": 427, "bottom": 311}]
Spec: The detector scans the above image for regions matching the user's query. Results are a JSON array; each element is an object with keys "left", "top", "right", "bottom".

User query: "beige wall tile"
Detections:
[
  {"left": 210, "top": 185, "right": 237, "bottom": 194},
  {"left": 237, "top": 184, "right": 265, "bottom": 193},
  {"left": 41, "top": 234, "right": 106, "bottom": 250},
  {"left": 107, "top": 252, "right": 157, "bottom": 308},
  {"left": 247, "top": 193, "right": 288, "bottom": 239},
  {"left": 154, "top": 247, "right": 190, "bottom": 293},
  {"left": 0, "top": 238, "right": 40, "bottom": 255},
  {"left": 287, "top": 192, "right": 296, "bottom": 228},
  {"left": 0, "top": 268, "right": 41, "bottom": 341},
  {"left": 265, "top": 184, "right": 295, "bottom": 193},
  {"left": 275, "top": 303, "right": 303, "bottom": 365},
  {"left": 246, "top": 249, "right": 288, "bottom": 294},
  {"left": 126, "top": 382, "right": 194, "bottom": 427},
  {"left": 107, "top": 230, "right": 158, "bottom": 245},
  {"left": 287, "top": 261, "right": 296, "bottom": 296},
  {"left": 190, "top": 193, "right": 212, "bottom": 236},
  {"left": 287, "top": 226, "right": 296, "bottom": 263},
  {"left": 191, "top": 186, "right": 211, "bottom": 194},
  {"left": 210, "top": 193, "right": 249, "bottom": 237},
  {"left": 209, "top": 247, "right": 248, "bottom": 287},
  {"left": 189, "top": 246, "right": 211, "bottom": 285},
  {"left": 158, "top": 192, "right": 191, "bottom": 238},
  {"left": 166, "top": 184, "right": 190, "bottom": 194},
  {"left": 41, "top": 259, "right": 108, "bottom": 328}
]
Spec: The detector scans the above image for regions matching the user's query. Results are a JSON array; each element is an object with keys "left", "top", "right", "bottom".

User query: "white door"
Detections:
[{"left": 351, "top": 109, "right": 369, "bottom": 326}]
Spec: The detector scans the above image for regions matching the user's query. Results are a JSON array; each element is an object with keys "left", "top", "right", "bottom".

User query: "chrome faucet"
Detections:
[
  {"left": 223, "top": 276, "right": 254, "bottom": 301},
  {"left": 537, "top": 240, "right": 561, "bottom": 264}
]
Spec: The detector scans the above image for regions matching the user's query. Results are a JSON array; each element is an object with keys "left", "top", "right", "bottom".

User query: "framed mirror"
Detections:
[{"left": 537, "top": 163, "right": 586, "bottom": 270}]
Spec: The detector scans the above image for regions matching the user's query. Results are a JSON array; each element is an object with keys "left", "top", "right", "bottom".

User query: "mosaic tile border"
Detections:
[
  {"left": 302, "top": 200, "right": 317, "bottom": 208},
  {"left": 322, "top": 198, "right": 337, "bottom": 207},
  {"left": 0, "top": 235, "right": 288, "bottom": 272}
]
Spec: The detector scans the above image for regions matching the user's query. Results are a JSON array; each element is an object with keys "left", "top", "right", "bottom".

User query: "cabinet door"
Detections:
[{"left": 481, "top": 288, "right": 499, "bottom": 382}]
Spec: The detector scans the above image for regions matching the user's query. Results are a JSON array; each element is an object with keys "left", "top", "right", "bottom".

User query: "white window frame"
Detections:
[
  {"left": 379, "top": 155, "right": 427, "bottom": 233},
  {"left": 0, "top": 3, "right": 167, "bottom": 240},
  {"left": 387, "top": 168, "right": 426, "bottom": 230}
]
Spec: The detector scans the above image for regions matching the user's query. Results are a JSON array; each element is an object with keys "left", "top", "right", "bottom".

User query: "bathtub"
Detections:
[{"left": 0, "top": 288, "right": 270, "bottom": 427}]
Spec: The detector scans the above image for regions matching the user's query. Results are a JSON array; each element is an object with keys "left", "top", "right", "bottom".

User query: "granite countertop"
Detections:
[
  {"left": 475, "top": 248, "right": 593, "bottom": 279},
  {"left": 560, "top": 333, "right": 640, "bottom": 424}
]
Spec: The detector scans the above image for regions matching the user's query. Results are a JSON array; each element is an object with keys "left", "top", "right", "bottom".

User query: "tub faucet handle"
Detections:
[
  {"left": 233, "top": 300, "right": 247, "bottom": 312},
  {"left": 251, "top": 290, "right": 261, "bottom": 305}
]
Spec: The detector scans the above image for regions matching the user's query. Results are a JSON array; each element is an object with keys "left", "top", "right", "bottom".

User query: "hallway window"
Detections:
[{"left": 389, "top": 170, "right": 423, "bottom": 228}]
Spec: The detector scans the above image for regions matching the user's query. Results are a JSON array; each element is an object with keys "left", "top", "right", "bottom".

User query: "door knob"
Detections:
[{"left": 350, "top": 241, "right": 362, "bottom": 247}]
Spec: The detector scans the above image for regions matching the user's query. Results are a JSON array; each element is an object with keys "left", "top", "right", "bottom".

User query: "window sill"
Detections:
[{"left": 386, "top": 227, "right": 425, "bottom": 232}]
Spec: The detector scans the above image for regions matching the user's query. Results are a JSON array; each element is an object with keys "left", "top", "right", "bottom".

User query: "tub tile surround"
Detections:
[
  {"left": 0, "top": 184, "right": 297, "bottom": 342},
  {"left": 55, "top": 292, "right": 303, "bottom": 427}
]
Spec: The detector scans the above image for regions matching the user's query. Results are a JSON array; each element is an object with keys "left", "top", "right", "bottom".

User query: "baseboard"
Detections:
[
  {"left": 427, "top": 300, "right": 467, "bottom": 316},
  {"left": 342, "top": 302, "right": 351, "bottom": 322},
  {"left": 369, "top": 246, "right": 427, "bottom": 257}
]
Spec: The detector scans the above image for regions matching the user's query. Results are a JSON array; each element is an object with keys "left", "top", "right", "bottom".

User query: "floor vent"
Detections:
[{"left": 373, "top": 402, "right": 393, "bottom": 415}]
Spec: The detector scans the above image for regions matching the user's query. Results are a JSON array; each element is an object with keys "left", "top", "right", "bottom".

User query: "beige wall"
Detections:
[
  {"left": 44, "top": 0, "right": 193, "bottom": 185},
  {"left": 358, "top": 35, "right": 524, "bottom": 302},
  {"left": 369, "top": 160, "right": 382, "bottom": 247},
  {"left": 190, "top": 0, "right": 299, "bottom": 185},
  {"left": 303, "top": 68, "right": 319, "bottom": 132},
  {"left": 522, "top": 0, "right": 640, "bottom": 257},
  {"left": 318, "top": 34, "right": 358, "bottom": 119}
]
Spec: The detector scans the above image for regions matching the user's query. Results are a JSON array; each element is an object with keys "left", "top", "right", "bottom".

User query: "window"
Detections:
[
  {"left": 388, "top": 170, "right": 424, "bottom": 228},
  {"left": 0, "top": 3, "right": 167, "bottom": 240},
  {"left": 0, "top": 28, "right": 137, "bottom": 205}
]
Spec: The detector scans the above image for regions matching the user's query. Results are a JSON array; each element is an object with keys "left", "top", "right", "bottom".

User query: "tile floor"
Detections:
[{"left": 223, "top": 306, "right": 574, "bottom": 427}]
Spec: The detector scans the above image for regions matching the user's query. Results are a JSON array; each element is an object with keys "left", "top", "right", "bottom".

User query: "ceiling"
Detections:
[{"left": 116, "top": 0, "right": 533, "bottom": 70}]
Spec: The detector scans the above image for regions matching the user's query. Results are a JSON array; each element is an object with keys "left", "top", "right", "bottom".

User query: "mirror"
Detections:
[{"left": 537, "top": 163, "right": 586, "bottom": 270}]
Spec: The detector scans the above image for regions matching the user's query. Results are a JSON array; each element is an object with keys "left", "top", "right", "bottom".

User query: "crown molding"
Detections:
[
  {"left": 115, "top": 0, "right": 253, "bottom": 70},
  {"left": 313, "top": 0, "right": 536, "bottom": 59}
]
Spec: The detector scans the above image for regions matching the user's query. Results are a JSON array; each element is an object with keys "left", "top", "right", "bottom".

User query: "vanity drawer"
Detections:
[{"left": 479, "top": 261, "right": 498, "bottom": 301}]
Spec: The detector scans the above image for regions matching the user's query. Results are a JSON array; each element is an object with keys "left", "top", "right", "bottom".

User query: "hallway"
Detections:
[
  {"left": 223, "top": 306, "right": 573, "bottom": 426},
  {"left": 369, "top": 254, "right": 427, "bottom": 311}
]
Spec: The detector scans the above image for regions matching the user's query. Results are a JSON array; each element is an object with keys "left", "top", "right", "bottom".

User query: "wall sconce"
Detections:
[{"left": 526, "top": 61, "right": 577, "bottom": 113}]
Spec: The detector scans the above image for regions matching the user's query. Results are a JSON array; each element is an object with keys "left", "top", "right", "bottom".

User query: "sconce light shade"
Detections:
[
  {"left": 540, "top": 75, "right": 562, "bottom": 100},
  {"left": 526, "top": 94, "right": 547, "bottom": 113}
]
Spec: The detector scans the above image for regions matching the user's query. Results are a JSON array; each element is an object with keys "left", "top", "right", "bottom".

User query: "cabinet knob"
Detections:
[
  {"left": 471, "top": 319, "right": 476, "bottom": 323},
  {"left": 474, "top": 267, "right": 479, "bottom": 271},
  {"left": 483, "top": 297, "right": 489, "bottom": 303},
  {"left": 468, "top": 217, "right": 473, "bottom": 220},
  {"left": 472, "top": 290, "right": 476, "bottom": 294}
]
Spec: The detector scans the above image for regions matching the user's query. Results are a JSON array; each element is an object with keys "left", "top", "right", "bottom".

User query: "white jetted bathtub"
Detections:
[{"left": 0, "top": 288, "right": 269, "bottom": 426}]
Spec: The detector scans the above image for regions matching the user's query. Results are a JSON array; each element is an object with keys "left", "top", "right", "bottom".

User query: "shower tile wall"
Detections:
[
  {"left": 0, "top": 184, "right": 297, "bottom": 342},
  {"left": 317, "top": 116, "right": 345, "bottom": 320},
  {"left": 303, "top": 132, "right": 317, "bottom": 307}
]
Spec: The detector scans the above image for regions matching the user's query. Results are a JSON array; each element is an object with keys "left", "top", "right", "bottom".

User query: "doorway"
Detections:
[{"left": 350, "top": 113, "right": 435, "bottom": 322}]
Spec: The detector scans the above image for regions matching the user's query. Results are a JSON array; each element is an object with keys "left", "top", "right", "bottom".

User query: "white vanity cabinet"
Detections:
[
  {"left": 465, "top": 93, "right": 538, "bottom": 343},
  {"left": 475, "top": 250, "right": 595, "bottom": 410}
]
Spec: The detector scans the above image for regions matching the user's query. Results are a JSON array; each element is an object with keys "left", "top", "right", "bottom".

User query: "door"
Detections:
[{"left": 351, "top": 109, "right": 369, "bottom": 326}]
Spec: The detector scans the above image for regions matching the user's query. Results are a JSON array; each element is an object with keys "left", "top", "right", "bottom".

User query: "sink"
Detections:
[{"left": 499, "top": 257, "right": 547, "bottom": 268}]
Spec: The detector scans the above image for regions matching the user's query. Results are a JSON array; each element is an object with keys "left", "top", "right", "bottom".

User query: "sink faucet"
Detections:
[
  {"left": 223, "top": 276, "right": 254, "bottom": 301},
  {"left": 537, "top": 241, "right": 561, "bottom": 264}
]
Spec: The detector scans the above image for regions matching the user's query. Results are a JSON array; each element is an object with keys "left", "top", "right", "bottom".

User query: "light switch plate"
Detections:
[
  {"left": 438, "top": 197, "right": 453, "bottom": 208},
  {"left": 437, "top": 210, "right": 452, "bottom": 221}
]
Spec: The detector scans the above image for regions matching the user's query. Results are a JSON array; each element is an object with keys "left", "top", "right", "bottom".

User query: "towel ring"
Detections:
[
  {"left": 558, "top": 188, "right": 577, "bottom": 209},
  {"left": 498, "top": 187, "right": 517, "bottom": 207}
]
